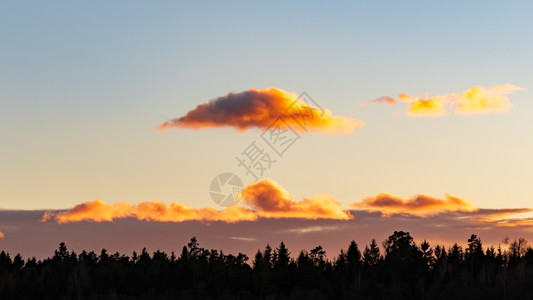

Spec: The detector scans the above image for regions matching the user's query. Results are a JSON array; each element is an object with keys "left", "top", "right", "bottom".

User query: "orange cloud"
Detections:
[
  {"left": 495, "top": 218, "right": 533, "bottom": 227},
  {"left": 454, "top": 85, "right": 524, "bottom": 115},
  {"left": 361, "top": 96, "right": 396, "bottom": 106},
  {"left": 351, "top": 193, "right": 478, "bottom": 217},
  {"left": 43, "top": 200, "right": 258, "bottom": 224},
  {"left": 241, "top": 179, "right": 353, "bottom": 220},
  {"left": 158, "top": 88, "right": 364, "bottom": 134},
  {"left": 469, "top": 208, "right": 533, "bottom": 227},
  {"left": 406, "top": 96, "right": 448, "bottom": 117},
  {"left": 42, "top": 179, "right": 352, "bottom": 224},
  {"left": 0, "top": 231, "right": 4, "bottom": 239},
  {"left": 365, "top": 84, "right": 524, "bottom": 117}
]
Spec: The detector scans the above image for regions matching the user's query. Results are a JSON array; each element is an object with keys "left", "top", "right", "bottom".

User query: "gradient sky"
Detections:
[{"left": 1, "top": 1, "right": 533, "bottom": 255}]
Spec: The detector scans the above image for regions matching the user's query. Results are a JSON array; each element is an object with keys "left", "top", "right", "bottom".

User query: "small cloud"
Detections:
[
  {"left": 229, "top": 236, "right": 258, "bottom": 242},
  {"left": 471, "top": 208, "right": 533, "bottom": 227},
  {"left": 361, "top": 96, "right": 396, "bottom": 106},
  {"left": 0, "top": 231, "right": 4, "bottom": 239},
  {"left": 454, "top": 85, "right": 524, "bottom": 115},
  {"left": 287, "top": 225, "right": 340, "bottom": 234},
  {"left": 40, "top": 211, "right": 54, "bottom": 222},
  {"left": 406, "top": 96, "right": 448, "bottom": 117}
]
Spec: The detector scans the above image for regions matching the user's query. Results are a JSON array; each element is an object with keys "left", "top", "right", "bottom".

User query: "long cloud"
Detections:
[
  {"left": 363, "top": 84, "right": 524, "bottom": 117},
  {"left": 158, "top": 88, "right": 364, "bottom": 134},
  {"left": 42, "top": 179, "right": 352, "bottom": 224},
  {"left": 4, "top": 207, "right": 533, "bottom": 260},
  {"left": 351, "top": 193, "right": 478, "bottom": 217},
  {"left": 39, "top": 180, "right": 533, "bottom": 232},
  {"left": 41, "top": 201, "right": 258, "bottom": 224}
]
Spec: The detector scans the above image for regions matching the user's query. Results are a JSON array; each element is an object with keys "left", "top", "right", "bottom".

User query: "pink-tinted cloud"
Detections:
[
  {"left": 361, "top": 96, "right": 396, "bottom": 105},
  {"left": 351, "top": 193, "right": 477, "bottom": 217},
  {"left": 158, "top": 88, "right": 364, "bottom": 134},
  {"left": 469, "top": 208, "right": 533, "bottom": 227}
]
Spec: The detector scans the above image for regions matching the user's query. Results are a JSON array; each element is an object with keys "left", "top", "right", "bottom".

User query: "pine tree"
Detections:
[
  {"left": 274, "top": 241, "right": 290, "bottom": 270},
  {"left": 363, "top": 239, "right": 381, "bottom": 267}
]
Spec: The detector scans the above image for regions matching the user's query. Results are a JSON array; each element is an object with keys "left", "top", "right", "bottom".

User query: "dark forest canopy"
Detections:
[{"left": 1, "top": 231, "right": 533, "bottom": 299}]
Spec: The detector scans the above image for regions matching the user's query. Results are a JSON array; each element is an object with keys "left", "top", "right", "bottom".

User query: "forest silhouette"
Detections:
[{"left": 1, "top": 230, "right": 533, "bottom": 299}]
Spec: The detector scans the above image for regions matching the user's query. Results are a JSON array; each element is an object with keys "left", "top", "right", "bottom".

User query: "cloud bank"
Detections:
[
  {"left": 41, "top": 200, "right": 258, "bottom": 224},
  {"left": 472, "top": 208, "right": 533, "bottom": 227},
  {"left": 158, "top": 88, "right": 364, "bottom": 134},
  {"left": 4, "top": 207, "right": 533, "bottom": 260},
  {"left": 363, "top": 84, "right": 524, "bottom": 117},
  {"left": 351, "top": 193, "right": 478, "bottom": 217},
  {"left": 42, "top": 179, "right": 352, "bottom": 224}
]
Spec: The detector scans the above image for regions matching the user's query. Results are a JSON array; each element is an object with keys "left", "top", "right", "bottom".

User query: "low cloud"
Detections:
[
  {"left": 229, "top": 236, "right": 258, "bottom": 242},
  {"left": 4, "top": 206, "right": 533, "bottom": 259},
  {"left": 241, "top": 179, "right": 353, "bottom": 220},
  {"left": 42, "top": 179, "right": 352, "bottom": 224},
  {"left": 158, "top": 88, "right": 364, "bottom": 134},
  {"left": 42, "top": 200, "right": 258, "bottom": 224},
  {"left": 470, "top": 208, "right": 533, "bottom": 227},
  {"left": 286, "top": 225, "right": 341, "bottom": 234},
  {"left": 351, "top": 193, "right": 478, "bottom": 217},
  {"left": 363, "top": 84, "right": 524, "bottom": 117}
]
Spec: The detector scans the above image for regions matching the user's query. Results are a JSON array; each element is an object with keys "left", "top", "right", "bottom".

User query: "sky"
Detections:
[{"left": 1, "top": 1, "right": 532, "bottom": 258}]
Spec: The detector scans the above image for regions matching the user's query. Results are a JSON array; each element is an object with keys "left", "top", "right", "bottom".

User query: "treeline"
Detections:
[{"left": 1, "top": 231, "right": 533, "bottom": 299}]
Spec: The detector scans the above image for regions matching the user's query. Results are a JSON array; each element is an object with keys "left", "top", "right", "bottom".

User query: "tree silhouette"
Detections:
[
  {"left": 363, "top": 238, "right": 381, "bottom": 267},
  {"left": 273, "top": 241, "right": 290, "bottom": 270},
  {"left": 420, "top": 240, "right": 435, "bottom": 270},
  {"left": 1, "top": 232, "right": 533, "bottom": 299},
  {"left": 346, "top": 240, "right": 361, "bottom": 268}
]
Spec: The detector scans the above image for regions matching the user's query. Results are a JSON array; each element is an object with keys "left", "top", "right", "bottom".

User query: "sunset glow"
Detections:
[{"left": 1, "top": 3, "right": 532, "bottom": 298}]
